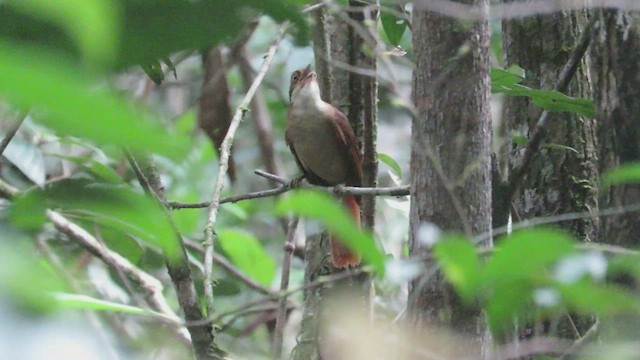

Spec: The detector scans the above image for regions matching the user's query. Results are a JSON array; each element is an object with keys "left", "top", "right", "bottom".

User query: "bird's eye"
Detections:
[{"left": 291, "top": 72, "right": 299, "bottom": 82}]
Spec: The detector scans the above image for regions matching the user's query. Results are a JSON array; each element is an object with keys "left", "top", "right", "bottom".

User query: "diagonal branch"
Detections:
[
  {"left": 503, "top": 17, "right": 596, "bottom": 209},
  {"left": 203, "top": 25, "right": 288, "bottom": 315}
]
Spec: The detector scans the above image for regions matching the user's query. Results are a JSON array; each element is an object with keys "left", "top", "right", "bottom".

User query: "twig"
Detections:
[
  {"left": 184, "top": 239, "right": 273, "bottom": 295},
  {"left": 212, "top": 267, "right": 369, "bottom": 325},
  {"left": 272, "top": 217, "right": 300, "bottom": 360},
  {"left": 168, "top": 170, "right": 410, "bottom": 209},
  {"left": 45, "top": 209, "right": 190, "bottom": 342},
  {"left": 203, "top": 25, "right": 288, "bottom": 315},
  {"left": 558, "top": 318, "right": 600, "bottom": 359},
  {"left": 503, "top": 17, "right": 596, "bottom": 209},
  {"left": 0, "top": 111, "right": 27, "bottom": 156}
]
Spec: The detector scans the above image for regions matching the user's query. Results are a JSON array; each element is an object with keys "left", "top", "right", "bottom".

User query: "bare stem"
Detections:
[
  {"left": 272, "top": 217, "right": 300, "bottom": 359},
  {"left": 169, "top": 170, "right": 409, "bottom": 209},
  {"left": 203, "top": 26, "right": 288, "bottom": 314}
]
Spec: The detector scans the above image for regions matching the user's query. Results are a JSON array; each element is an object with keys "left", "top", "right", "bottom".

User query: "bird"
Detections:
[{"left": 285, "top": 65, "right": 363, "bottom": 268}]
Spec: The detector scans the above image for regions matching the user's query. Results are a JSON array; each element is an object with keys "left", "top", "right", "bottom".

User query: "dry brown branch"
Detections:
[
  {"left": 168, "top": 170, "right": 409, "bottom": 209},
  {"left": 203, "top": 25, "right": 288, "bottom": 315},
  {"left": 272, "top": 217, "right": 300, "bottom": 359},
  {"left": 46, "top": 210, "right": 189, "bottom": 342}
]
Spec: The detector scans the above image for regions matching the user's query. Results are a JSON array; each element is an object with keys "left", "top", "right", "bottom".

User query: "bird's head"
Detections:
[{"left": 289, "top": 65, "right": 320, "bottom": 106}]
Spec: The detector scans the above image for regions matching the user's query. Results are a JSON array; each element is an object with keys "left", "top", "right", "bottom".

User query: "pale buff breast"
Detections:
[{"left": 286, "top": 109, "right": 351, "bottom": 185}]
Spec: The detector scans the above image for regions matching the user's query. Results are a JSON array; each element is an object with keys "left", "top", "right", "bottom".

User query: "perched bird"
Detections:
[{"left": 286, "top": 66, "right": 363, "bottom": 268}]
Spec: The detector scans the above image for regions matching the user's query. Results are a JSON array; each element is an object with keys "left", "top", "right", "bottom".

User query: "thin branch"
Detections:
[
  {"left": 185, "top": 239, "right": 273, "bottom": 296},
  {"left": 203, "top": 25, "right": 288, "bottom": 314},
  {"left": 45, "top": 209, "right": 190, "bottom": 342},
  {"left": 0, "top": 111, "right": 27, "bottom": 156},
  {"left": 503, "top": 17, "right": 596, "bottom": 207},
  {"left": 211, "top": 267, "right": 369, "bottom": 325},
  {"left": 272, "top": 217, "right": 300, "bottom": 360},
  {"left": 168, "top": 170, "right": 410, "bottom": 209}
]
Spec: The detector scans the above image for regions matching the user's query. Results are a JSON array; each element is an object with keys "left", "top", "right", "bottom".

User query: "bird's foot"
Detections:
[{"left": 285, "top": 175, "right": 305, "bottom": 189}]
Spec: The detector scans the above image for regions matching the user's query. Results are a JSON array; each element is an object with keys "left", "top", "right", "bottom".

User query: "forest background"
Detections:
[{"left": 2, "top": 0, "right": 640, "bottom": 359}]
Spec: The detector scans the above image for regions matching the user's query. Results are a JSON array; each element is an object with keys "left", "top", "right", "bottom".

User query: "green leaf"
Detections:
[
  {"left": 558, "top": 281, "right": 640, "bottom": 315},
  {"left": 486, "top": 281, "right": 533, "bottom": 336},
  {"left": 0, "top": 44, "right": 188, "bottom": 159},
  {"left": 0, "top": 0, "right": 308, "bottom": 68},
  {"left": 378, "top": 153, "right": 402, "bottom": 178},
  {"left": 142, "top": 60, "right": 164, "bottom": 85},
  {"left": 6, "top": 0, "right": 119, "bottom": 65},
  {"left": 10, "top": 179, "right": 182, "bottom": 262},
  {"left": 602, "top": 162, "right": 640, "bottom": 187},
  {"left": 380, "top": 6, "right": 407, "bottom": 46},
  {"left": 0, "top": 226, "right": 67, "bottom": 312},
  {"left": 274, "top": 190, "right": 385, "bottom": 273},
  {"left": 52, "top": 293, "right": 173, "bottom": 320},
  {"left": 484, "top": 228, "right": 576, "bottom": 283},
  {"left": 61, "top": 156, "right": 123, "bottom": 184},
  {"left": 433, "top": 235, "right": 482, "bottom": 303},
  {"left": 491, "top": 67, "right": 595, "bottom": 118},
  {"left": 218, "top": 229, "right": 276, "bottom": 287}
]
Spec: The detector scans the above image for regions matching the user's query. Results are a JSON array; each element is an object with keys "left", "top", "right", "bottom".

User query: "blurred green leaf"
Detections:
[
  {"left": 0, "top": 226, "right": 66, "bottom": 312},
  {"left": 0, "top": 0, "right": 308, "bottom": 68},
  {"left": 380, "top": 6, "right": 407, "bottom": 46},
  {"left": 378, "top": 153, "right": 402, "bottom": 178},
  {"left": 141, "top": 60, "right": 164, "bottom": 85},
  {"left": 95, "top": 225, "right": 144, "bottom": 264},
  {"left": 484, "top": 228, "right": 575, "bottom": 283},
  {"left": 512, "top": 135, "right": 529, "bottom": 146},
  {"left": 62, "top": 156, "right": 123, "bottom": 184},
  {"left": 491, "top": 67, "right": 595, "bottom": 118},
  {"left": 218, "top": 229, "right": 276, "bottom": 287},
  {"left": 53, "top": 293, "right": 173, "bottom": 319},
  {"left": 10, "top": 179, "right": 181, "bottom": 262},
  {"left": 6, "top": 0, "right": 119, "bottom": 65},
  {"left": 0, "top": 44, "right": 189, "bottom": 159},
  {"left": 486, "top": 281, "right": 532, "bottom": 336},
  {"left": 433, "top": 235, "right": 481, "bottom": 303},
  {"left": 274, "top": 190, "right": 385, "bottom": 273},
  {"left": 559, "top": 281, "right": 639, "bottom": 315},
  {"left": 602, "top": 162, "right": 640, "bottom": 187}
]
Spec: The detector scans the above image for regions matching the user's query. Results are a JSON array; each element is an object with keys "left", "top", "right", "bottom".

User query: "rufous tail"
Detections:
[{"left": 330, "top": 195, "right": 361, "bottom": 268}]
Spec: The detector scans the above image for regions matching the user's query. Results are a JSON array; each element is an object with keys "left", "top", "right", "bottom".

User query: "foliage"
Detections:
[{"left": 434, "top": 228, "right": 640, "bottom": 336}]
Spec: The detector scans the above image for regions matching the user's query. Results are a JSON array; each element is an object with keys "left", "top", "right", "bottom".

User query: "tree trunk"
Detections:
[
  {"left": 408, "top": 0, "right": 492, "bottom": 352},
  {"left": 590, "top": 10, "right": 640, "bottom": 248},
  {"left": 501, "top": 10, "right": 598, "bottom": 339},
  {"left": 589, "top": 9, "right": 640, "bottom": 342}
]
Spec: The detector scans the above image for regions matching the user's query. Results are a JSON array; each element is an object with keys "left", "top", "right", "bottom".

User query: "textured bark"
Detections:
[
  {"left": 408, "top": 0, "right": 492, "bottom": 352},
  {"left": 198, "top": 48, "right": 236, "bottom": 183},
  {"left": 137, "top": 156, "right": 222, "bottom": 360},
  {"left": 589, "top": 11, "right": 640, "bottom": 247},
  {"left": 502, "top": 12, "right": 598, "bottom": 242},
  {"left": 502, "top": 9, "right": 598, "bottom": 340}
]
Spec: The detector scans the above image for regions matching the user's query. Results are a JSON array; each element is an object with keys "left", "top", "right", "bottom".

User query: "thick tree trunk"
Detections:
[
  {"left": 408, "top": 0, "right": 492, "bottom": 352},
  {"left": 501, "top": 10, "right": 598, "bottom": 338},
  {"left": 589, "top": 10, "right": 640, "bottom": 342},
  {"left": 590, "top": 11, "right": 640, "bottom": 248},
  {"left": 502, "top": 11, "right": 598, "bottom": 243}
]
